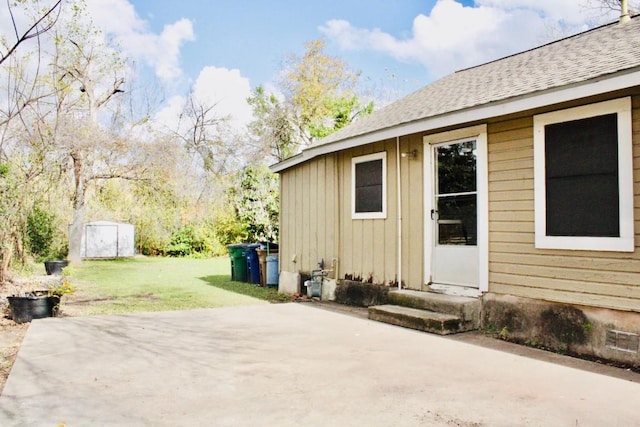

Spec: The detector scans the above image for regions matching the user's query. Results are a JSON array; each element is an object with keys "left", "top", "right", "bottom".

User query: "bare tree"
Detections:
[
  {"left": 17, "top": 1, "right": 156, "bottom": 265},
  {"left": 0, "top": 0, "right": 62, "bottom": 66},
  {"left": 583, "top": 0, "right": 639, "bottom": 17},
  {"left": 1, "top": 0, "right": 63, "bottom": 132},
  {"left": 55, "top": 45, "right": 126, "bottom": 263},
  {"left": 0, "top": 0, "right": 62, "bottom": 282},
  {"left": 247, "top": 86, "right": 297, "bottom": 162},
  {"left": 177, "top": 95, "right": 231, "bottom": 175},
  {"left": 157, "top": 91, "right": 248, "bottom": 207}
]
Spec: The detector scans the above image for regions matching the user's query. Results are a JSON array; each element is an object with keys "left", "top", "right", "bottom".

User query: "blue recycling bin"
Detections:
[{"left": 245, "top": 244, "right": 261, "bottom": 284}]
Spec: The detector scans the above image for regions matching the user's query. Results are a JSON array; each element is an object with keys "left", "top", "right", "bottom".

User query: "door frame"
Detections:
[{"left": 423, "top": 124, "right": 488, "bottom": 296}]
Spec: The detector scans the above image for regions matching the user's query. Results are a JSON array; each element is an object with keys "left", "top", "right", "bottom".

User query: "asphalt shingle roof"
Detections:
[{"left": 316, "top": 16, "right": 640, "bottom": 147}]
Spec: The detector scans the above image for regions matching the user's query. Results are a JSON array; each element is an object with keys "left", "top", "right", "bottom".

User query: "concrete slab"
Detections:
[
  {"left": 388, "top": 289, "right": 481, "bottom": 322},
  {"left": 1, "top": 303, "right": 639, "bottom": 426},
  {"left": 369, "top": 304, "right": 462, "bottom": 334}
]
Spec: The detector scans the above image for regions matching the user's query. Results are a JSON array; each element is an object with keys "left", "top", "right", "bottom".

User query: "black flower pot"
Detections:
[
  {"left": 44, "top": 260, "right": 68, "bottom": 276},
  {"left": 7, "top": 292, "right": 60, "bottom": 323}
]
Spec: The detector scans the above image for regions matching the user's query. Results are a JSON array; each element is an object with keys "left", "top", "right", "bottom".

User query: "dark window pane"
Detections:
[
  {"left": 437, "top": 140, "right": 476, "bottom": 194},
  {"left": 545, "top": 113, "right": 619, "bottom": 237},
  {"left": 355, "top": 159, "right": 383, "bottom": 214},
  {"left": 437, "top": 194, "right": 477, "bottom": 245},
  {"left": 356, "top": 186, "right": 383, "bottom": 213},
  {"left": 546, "top": 114, "right": 618, "bottom": 178},
  {"left": 355, "top": 160, "right": 382, "bottom": 186},
  {"left": 546, "top": 175, "right": 619, "bottom": 236}
]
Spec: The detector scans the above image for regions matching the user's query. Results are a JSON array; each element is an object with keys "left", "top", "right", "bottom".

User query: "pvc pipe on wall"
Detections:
[
  {"left": 621, "top": 0, "right": 630, "bottom": 23},
  {"left": 396, "top": 136, "right": 402, "bottom": 289}
]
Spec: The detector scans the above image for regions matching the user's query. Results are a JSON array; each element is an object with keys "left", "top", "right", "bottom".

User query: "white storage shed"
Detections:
[{"left": 81, "top": 221, "right": 135, "bottom": 259}]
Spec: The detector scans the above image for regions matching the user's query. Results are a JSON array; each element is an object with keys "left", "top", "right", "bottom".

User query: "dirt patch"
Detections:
[{"left": 135, "top": 292, "right": 159, "bottom": 300}]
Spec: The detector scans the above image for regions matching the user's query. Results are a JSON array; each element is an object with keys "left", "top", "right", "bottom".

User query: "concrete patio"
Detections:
[{"left": 1, "top": 303, "right": 639, "bottom": 426}]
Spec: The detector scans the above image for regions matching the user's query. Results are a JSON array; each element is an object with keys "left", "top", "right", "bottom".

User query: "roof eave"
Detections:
[{"left": 270, "top": 67, "right": 640, "bottom": 173}]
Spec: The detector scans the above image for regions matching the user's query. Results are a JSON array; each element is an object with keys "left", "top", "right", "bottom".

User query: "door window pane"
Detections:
[
  {"left": 437, "top": 140, "right": 476, "bottom": 194},
  {"left": 435, "top": 140, "right": 477, "bottom": 246},
  {"left": 437, "top": 194, "right": 477, "bottom": 245}
]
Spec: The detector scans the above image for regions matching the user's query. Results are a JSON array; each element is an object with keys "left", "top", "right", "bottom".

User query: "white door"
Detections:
[
  {"left": 85, "top": 225, "right": 118, "bottom": 258},
  {"left": 430, "top": 139, "right": 479, "bottom": 291}
]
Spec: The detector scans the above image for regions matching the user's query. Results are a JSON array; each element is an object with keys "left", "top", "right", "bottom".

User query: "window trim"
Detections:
[
  {"left": 533, "top": 97, "right": 634, "bottom": 252},
  {"left": 351, "top": 152, "right": 387, "bottom": 220}
]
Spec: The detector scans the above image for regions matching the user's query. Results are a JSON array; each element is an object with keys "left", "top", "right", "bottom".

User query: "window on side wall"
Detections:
[
  {"left": 533, "top": 97, "right": 634, "bottom": 252},
  {"left": 352, "top": 152, "right": 387, "bottom": 219}
]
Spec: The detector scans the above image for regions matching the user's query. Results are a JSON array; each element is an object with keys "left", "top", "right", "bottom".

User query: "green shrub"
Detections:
[
  {"left": 166, "top": 225, "right": 213, "bottom": 257},
  {"left": 26, "top": 206, "right": 66, "bottom": 260},
  {"left": 212, "top": 207, "right": 247, "bottom": 247},
  {"left": 134, "top": 216, "right": 171, "bottom": 256},
  {"left": 227, "top": 165, "right": 279, "bottom": 243}
]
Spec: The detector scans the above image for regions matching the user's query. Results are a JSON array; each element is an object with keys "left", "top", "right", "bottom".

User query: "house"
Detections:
[{"left": 271, "top": 16, "right": 640, "bottom": 365}]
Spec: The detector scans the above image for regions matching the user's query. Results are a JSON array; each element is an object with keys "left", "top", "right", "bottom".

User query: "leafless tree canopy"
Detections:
[
  {"left": 0, "top": 0, "right": 62, "bottom": 66},
  {"left": 584, "top": 0, "right": 639, "bottom": 16}
]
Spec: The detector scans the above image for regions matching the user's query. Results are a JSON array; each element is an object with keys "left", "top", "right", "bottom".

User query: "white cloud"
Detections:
[
  {"left": 191, "top": 66, "right": 253, "bottom": 129},
  {"left": 320, "top": 0, "right": 617, "bottom": 78},
  {"left": 152, "top": 66, "right": 253, "bottom": 133},
  {"left": 153, "top": 94, "right": 186, "bottom": 132},
  {"left": 85, "top": 2, "right": 251, "bottom": 135},
  {"left": 154, "top": 19, "right": 195, "bottom": 81},
  {"left": 86, "top": 0, "right": 194, "bottom": 82},
  {"left": 86, "top": 0, "right": 144, "bottom": 35},
  {"left": 475, "top": 0, "right": 587, "bottom": 23}
]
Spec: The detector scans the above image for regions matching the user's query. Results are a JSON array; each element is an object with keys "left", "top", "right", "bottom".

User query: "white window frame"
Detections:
[
  {"left": 533, "top": 97, "right": 634, "bottom": 252},
  {"left": 351, "top": 152, "right": 387, "bottom": 220}
]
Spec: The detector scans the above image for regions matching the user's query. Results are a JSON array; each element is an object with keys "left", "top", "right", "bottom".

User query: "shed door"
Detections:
[
  {"left": 85, "top": 224, "right": 118, "bottom": 258},
  {"left": 430, "top": 139, "right": 478, "bottom": 289}
]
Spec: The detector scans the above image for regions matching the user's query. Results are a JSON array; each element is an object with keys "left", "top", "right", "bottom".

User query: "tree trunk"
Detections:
[
  {"left": 0, "top": 243, "right": 13, "bottom": 284},
  {"left": 67, "top": 205, "right": 83, "bottom": 264},
  {"left": 67, "top": 152, "right": 85, "bottom": 264},
  {"left": 13, "top": 230, "right": 25, "bottom": 264}
]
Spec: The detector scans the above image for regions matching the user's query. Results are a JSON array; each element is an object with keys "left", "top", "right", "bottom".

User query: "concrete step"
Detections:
[
  {"left": 368, "top": 305, "right": 464, "bottom": 335},
  {"left": 388, "top": 290, "right": 480, "bottom": 328}
]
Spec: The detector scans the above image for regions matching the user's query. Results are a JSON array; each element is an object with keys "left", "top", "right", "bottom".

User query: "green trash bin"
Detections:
[{"left": 227, "top": 243, "right": 248, "bottom": 282}]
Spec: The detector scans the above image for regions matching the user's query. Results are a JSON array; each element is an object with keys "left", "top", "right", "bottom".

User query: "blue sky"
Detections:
[
  {"left": 2, "top": 1, "right": 624, "bottom": 131},
  {"left": 128, "top": 0, "right": 442, "bottom": 91}
]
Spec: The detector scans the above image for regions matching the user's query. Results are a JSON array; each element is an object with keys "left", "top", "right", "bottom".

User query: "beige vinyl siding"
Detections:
[
  {"left": 279, "top": 94, "right": 640, "bottom": 310},
  {"left": 336, "top": 135, "right": 424, "bottom": 288},
  {"left": 338, "top": 143, "right": 394, "bottom": 284},
  {"left": 487, "top": 95, "right": 640, "bottom": 312},
  {"left": 404, "top": 134, "right": 425, "bottom": 289},
  {"left": 278, "top": 154, "right": 339, "bottom": 275}
]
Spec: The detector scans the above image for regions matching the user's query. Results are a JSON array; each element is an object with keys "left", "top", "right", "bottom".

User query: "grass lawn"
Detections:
[{"left": 64, "top": 256, "right": 291, "bottom": 316}]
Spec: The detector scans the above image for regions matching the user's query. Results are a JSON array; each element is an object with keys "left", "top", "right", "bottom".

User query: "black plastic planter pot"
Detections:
[
  {"left": 7, "top": 292, "right": 60, "bottom": 323},
  {"left": 44, "top": 260, "right": 68, "bottom": 276}
]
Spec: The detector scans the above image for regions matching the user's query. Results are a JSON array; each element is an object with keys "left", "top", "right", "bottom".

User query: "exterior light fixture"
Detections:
[{"left": 401, "top": 149, "right": 418, "bottom": 159}]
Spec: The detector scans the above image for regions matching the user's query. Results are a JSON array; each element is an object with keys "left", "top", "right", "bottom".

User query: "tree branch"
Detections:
[
  {"left": 88, "top": 172, "right": 149, "bottom": 183},
  {"left": 0, "top": 0, "right": 63, "bottom": 66}
]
